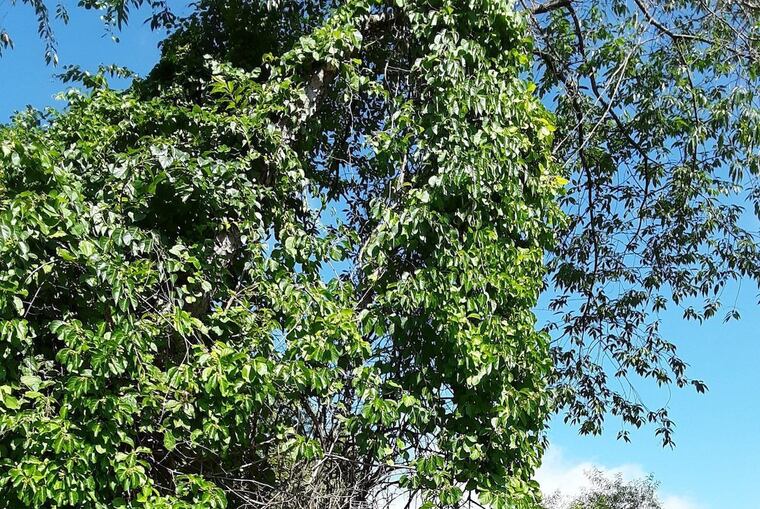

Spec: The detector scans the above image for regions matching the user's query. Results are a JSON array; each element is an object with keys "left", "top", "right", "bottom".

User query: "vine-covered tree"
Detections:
[
  {"left": 2, "top": 0, "right": 760, "bottom": 506},
  {"left": 0, "top": 0, "right": 564, "bottom": 507}
]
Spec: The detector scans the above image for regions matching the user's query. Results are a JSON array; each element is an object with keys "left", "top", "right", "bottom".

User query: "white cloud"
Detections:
[
  {"left": 536, "top": 446, "right": 705, "bottom": 509},
  {"left": 536, "top": 445, "right": 645, "bottom": 500}
]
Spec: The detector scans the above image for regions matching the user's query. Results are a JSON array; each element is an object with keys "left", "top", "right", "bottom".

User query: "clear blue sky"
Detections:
[{"left": 1, "top": 3, "right": 758, "bottom": 508}]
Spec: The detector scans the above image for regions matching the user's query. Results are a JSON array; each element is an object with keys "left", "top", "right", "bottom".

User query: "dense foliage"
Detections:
[
  {"left": 6, "top": 0, "right": 760, "bottom": 448},
  {"left": 148, "top": 0, "right": 760, "bottom": 446},
  {"left": 0, "top": 0, "right": 564, "bottom": 507}
]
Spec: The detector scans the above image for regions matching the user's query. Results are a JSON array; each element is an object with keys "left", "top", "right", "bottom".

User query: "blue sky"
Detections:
[
  {"left": 1, "top": 3, "right": 758, "bottom": 508},
  {"left": 536, "top": 280, "right": 760, "bottom": 509},
  {"left": 0, "top": 2, "right": 168, "bottom": 121}
]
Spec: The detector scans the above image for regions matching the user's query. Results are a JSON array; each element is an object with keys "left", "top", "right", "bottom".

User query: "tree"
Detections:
[
  {"left": 542, "top": 470, "right": 663, "bottom": 509},
  {"left": 0, "top": 0, "right": 564, "bottom": 507},
  {"left": 5, "top": 0, "right": 760, "bottom": 446},
  {"left": 3, "top": 0, "right": 760, "bottom": 505},
  {"left": 522, "top": 0, "right": 760, "bottom": 446}
]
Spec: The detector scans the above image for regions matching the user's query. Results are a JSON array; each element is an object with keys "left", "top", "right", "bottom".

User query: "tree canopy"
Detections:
[
  {"left": 6, "top": 0, "right": 759, "bottom": 446},
  {"left": 524, "top": 0, "right": 760, "bottom": 445}
]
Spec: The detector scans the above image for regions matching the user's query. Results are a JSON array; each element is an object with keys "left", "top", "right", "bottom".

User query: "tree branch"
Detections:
[{"left": 531, "top": 0, "right": 571, "bottom": 15}]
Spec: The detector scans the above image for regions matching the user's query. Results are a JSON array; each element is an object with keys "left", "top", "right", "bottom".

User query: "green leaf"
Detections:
[
  {"left": 1, "top": 394, "right": 20, "bottom": 410},
  {"left": 12, "top": 296, "right": 24, "bottom": 316},
  {"left": 163, "top": 430, "right": 177, "bottom": 451},
  {"left": 20, "top": 375, "right": 41, "bottom": 391},
  {"left": 78, "top": 240, "right": 96, "bottom": 257}
]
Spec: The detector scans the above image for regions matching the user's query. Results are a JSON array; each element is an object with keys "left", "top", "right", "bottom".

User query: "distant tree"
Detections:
[{"left": 542, "top": 470, "right": 663, "bottom": 509}]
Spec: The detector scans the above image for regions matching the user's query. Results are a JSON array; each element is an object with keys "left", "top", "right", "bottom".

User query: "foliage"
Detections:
[
  {"left": 522, "top": 0, "right": 760, "bottom": 445},
  {"left": 542, "top": 469, "right": 663, "bottom": 509},
  {"left": 7, "top": 0, "right": 760, "bottom": 448},
  {"left": 0, "top": 0, "right": 564, "bottom": 507}
]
